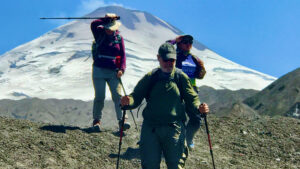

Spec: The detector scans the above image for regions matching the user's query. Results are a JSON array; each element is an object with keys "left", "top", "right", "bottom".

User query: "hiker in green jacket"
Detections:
[
  {"left": 121, "top": 42, "right": 209, "bottom": 169},
  {"left": 167, "top": 35, "right": 206, "bottom": 149}
]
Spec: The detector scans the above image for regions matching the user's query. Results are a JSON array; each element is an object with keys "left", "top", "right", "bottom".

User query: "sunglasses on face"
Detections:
[
  {"left": 163, "top": 58, "right": 176, "bottom": 62},
  {"left": 180, "top": 39, "right": 193, "bottom": 44}
]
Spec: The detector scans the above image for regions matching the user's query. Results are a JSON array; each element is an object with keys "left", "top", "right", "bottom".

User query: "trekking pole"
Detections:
[
  {"left": 40, "top": 16, "right": 120, "bottom": 20},
  {"left": 202, "top": 114, "right": 216, "bottom": 169},
  {"left": 118, "top": 78, "right": 138, "bottom": 131},
  {"left": 116, "top": 109, "right": 126, "bottom": 169}
]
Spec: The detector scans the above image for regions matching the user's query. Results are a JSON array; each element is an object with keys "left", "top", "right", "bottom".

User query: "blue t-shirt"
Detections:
[{"left": 182, "top": 54, "right": 197, "bottom": 78}]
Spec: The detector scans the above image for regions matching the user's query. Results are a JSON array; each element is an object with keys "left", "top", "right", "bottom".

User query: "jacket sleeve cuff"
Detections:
[
  {"left": 166, "top": 39, "right": 177, "bottom": 45},
  {"left": 121, "top": 96, "right": 134, "bottom": 110}
]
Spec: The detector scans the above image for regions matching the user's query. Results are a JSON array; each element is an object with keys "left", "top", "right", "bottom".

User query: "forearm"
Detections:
[
  {"left": 182, "top": 75, "right": 201, "bottom": 114},
  {"left": 122, "top": 94, "right": 142, "bottom": 110},
  {"left": 166, "top": 39, "right": 176, "bottom": 45},
  {"left": 122, "top": 74, "right": 150, "bottom": 110},
  {"left": 91, "top": 19, "right": 108, "bottom": 30},
  {"left": 91, "top": 19, "right": 108, "bottom": 39}
]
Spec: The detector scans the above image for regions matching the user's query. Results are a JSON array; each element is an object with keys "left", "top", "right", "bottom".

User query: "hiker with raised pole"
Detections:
[
  {"left": 167, "top": 34, "right": 206, "bottom": 150},
  {"left": 120, "top": 42, "right": 209, "bottom": 169},
  {"left": 90, "top": 13, "right": 130, "bottom": 132}
]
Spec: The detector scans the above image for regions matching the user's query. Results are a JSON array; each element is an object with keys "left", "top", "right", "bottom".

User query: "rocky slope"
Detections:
[
  {"left": 0, "top": 115, "right": 299, "bottom": 169},
  {"left": 0, "top": 86, "right": 258, "bottom": 128},
  {"left": 244, "top": 67, "right": 300, "bottom": 118},
  {"left": 198, "top": 86, "right": 258, "bottom": 117}
]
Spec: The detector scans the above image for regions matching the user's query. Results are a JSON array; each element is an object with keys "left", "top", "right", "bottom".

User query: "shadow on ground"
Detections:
[
  {"left": 109, "top": 147, "right": 140, "bottom": 160},
  {"left": 39, "top": 125, "right": 103, "bottom": 133}
]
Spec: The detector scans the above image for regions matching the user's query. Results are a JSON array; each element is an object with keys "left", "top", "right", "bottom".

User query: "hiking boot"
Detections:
[
  {"left": 91, "top": 119, "right": 101, "bottom": 132},
  {"left": 119, "top": 120, "right": 131, "bottom": 132},
  {"left": 93, "top": 119, "right": 101, "bottom": 126}
]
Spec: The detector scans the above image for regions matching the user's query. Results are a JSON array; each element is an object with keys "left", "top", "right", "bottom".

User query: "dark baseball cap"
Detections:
[
  {"left": 179, "top": 35, "right": 193, "bottom": 44},
  {"left": 158, "top": 43, "right": 176, "bottom": 60}
]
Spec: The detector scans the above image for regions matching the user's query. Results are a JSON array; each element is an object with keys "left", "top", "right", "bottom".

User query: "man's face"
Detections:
[
  {"left": 158, "top": 55, "right": 176, "bottom": 73},
  {"left": 177, "top": 42, "right": 192, "bottom": 52},
  {"left": 177, "top": 36, "right": 193, "bottom": 52},
  {"left": 105, "top": 29, "right": 114, "bottom": 35}
]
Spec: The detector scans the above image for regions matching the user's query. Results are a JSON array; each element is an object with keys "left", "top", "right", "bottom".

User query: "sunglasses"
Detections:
[
  {"left": 180, "top": 39, "right": 193, "bottom": 44},
  {"left": 163, "top": 58, "right": 176, "bottom": 62}
]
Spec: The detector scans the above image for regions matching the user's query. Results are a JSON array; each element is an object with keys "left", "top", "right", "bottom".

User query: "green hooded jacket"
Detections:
[{"left": 125, "top": 68, "right": 201, "bottom": 126}]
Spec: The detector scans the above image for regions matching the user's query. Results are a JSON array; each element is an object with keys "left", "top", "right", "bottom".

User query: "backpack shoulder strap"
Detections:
[
  {"left": 191, "top": 54, "right": 206, "bottom": 79},
  {"left": 145, "top": 68, "right": 160, "bottom": 101},
  {"left": 174, "top": 68, "right": 184, "bottom": 101},
  {"left": 116, "top": 34, "right": 122, "bottom": 41},
  {"left": 113, "top": 33, "right": 122, "bottom": 44}
]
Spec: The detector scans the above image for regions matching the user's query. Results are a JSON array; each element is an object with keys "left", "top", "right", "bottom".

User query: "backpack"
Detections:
[
  {"left": 91, "top": 41, "right": 99, "bottom": 61},
  {"left": 91, "top": 32, "right": 122, "bottom": 61},
  {"left": 135, "top": 68, "right": 187, "bottom": 119},
  {"left": 91, "top": 33, "right": 105, "bottom": 61}
]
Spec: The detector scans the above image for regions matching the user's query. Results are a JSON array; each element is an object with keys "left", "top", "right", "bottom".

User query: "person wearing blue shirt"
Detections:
[{"left": 167, "top": 35, "right": 206, "bottom": 149}]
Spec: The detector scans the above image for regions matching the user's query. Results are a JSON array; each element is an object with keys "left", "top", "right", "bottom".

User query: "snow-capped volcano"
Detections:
[{"left": 0, "top": 6, "right": 276, "bottom": 100}]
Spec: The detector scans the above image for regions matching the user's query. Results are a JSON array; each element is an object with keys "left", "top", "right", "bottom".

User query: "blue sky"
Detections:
[{"left": 1, "top": 0, "right": 299, "bottom": 78}]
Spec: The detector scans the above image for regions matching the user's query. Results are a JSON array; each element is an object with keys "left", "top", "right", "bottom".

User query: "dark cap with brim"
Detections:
[
  {"left": 178, "top": 34, "right": 193, "bottom": 44},
  {"left": 158, "top": 43, "right": 176, "bottom": 60},
  {"left": 182, "top": 35, "right": 193, "bottom": 41}
]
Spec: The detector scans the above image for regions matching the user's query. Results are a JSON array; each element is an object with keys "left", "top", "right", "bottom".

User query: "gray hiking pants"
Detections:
[
  {"left": 186, "top": 86, "right": 201, "bottom": 145},
  {"left": 92, "top": 66, "right": 122, "bottom": 122},
  {"left": 139, "top": 121, "right": 188, "bottom": 169}
]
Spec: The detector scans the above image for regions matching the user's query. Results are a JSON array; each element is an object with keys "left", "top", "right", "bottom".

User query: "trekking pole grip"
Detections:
[{"left": 118, "top": 78, "right": 139, "bottom": 131}]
